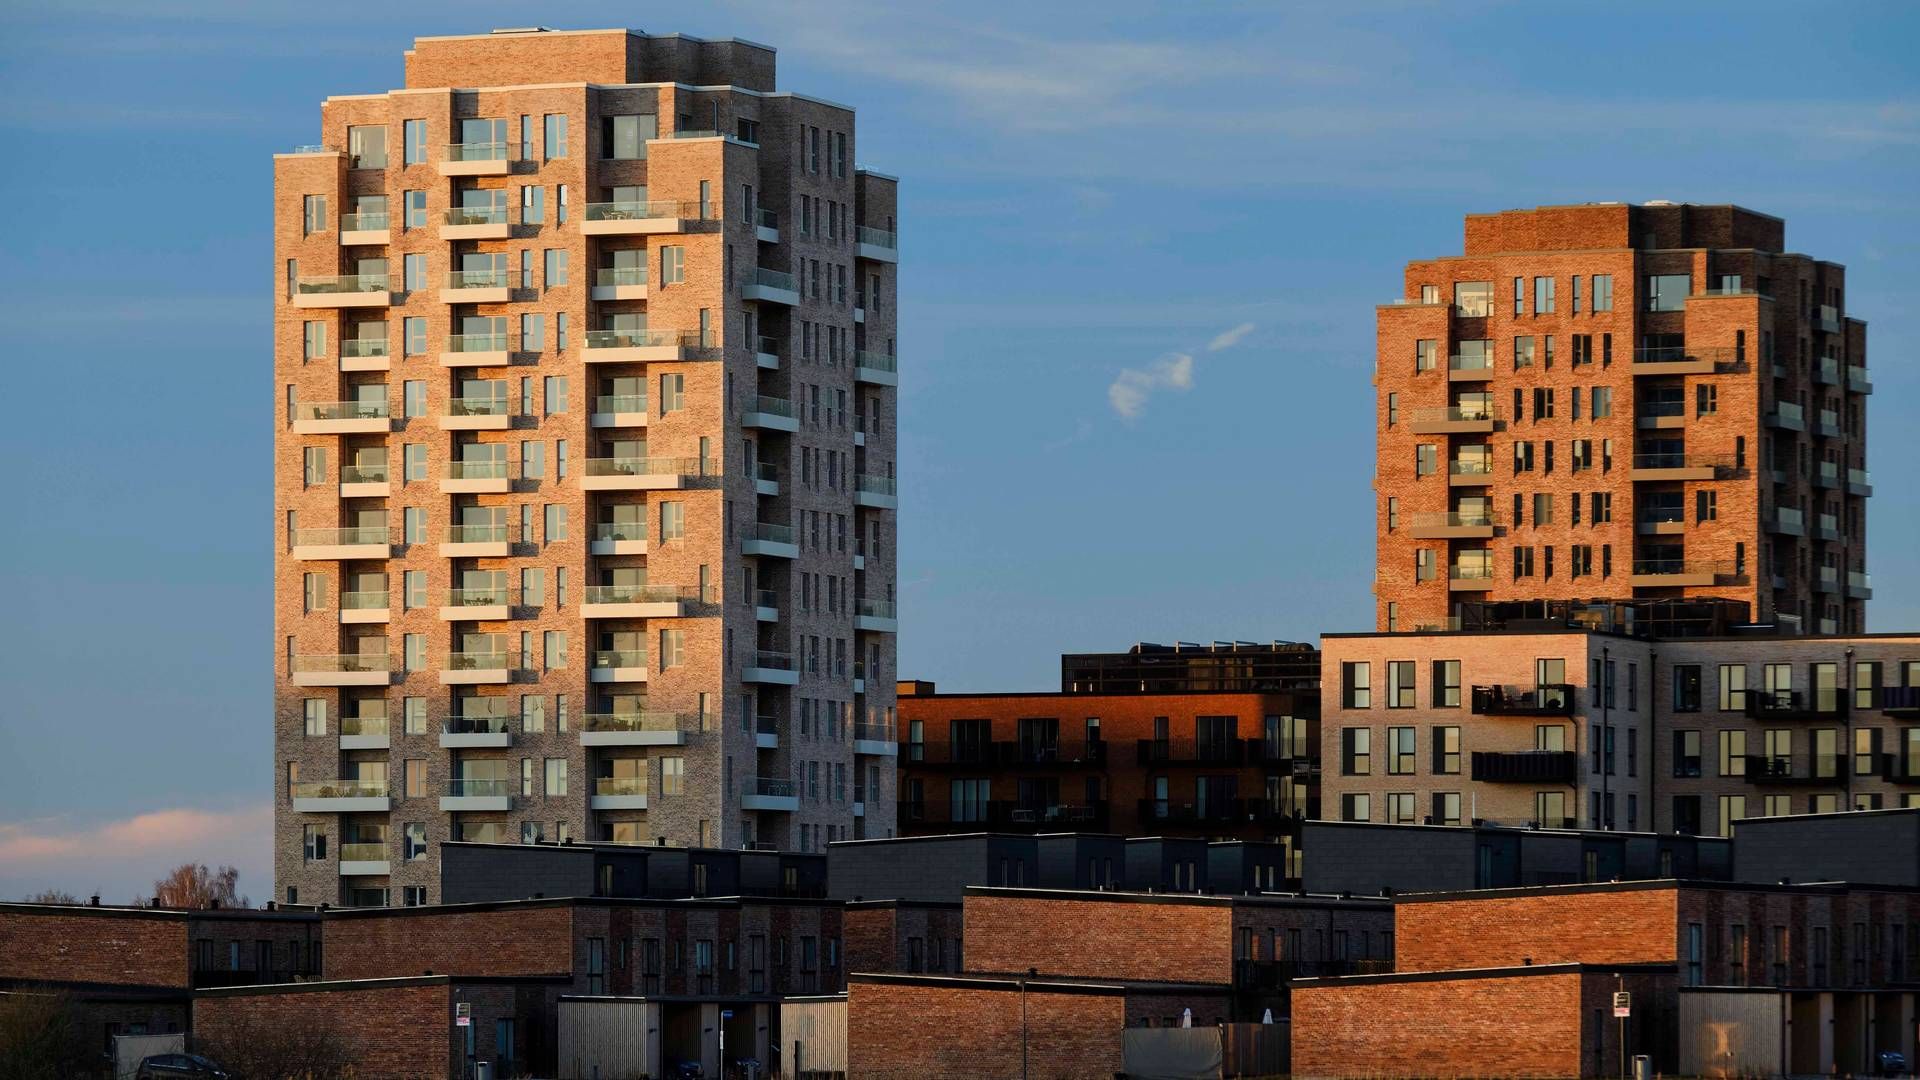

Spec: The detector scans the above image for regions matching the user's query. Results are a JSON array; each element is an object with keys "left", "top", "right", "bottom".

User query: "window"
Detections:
[
  {"left": 545, "top": 758, "right": 568, "bottom": 796},
  {"left": 302, "top": 446, "right": 326, "bottom": 486},
  {"left": 1697, "top": 489, "right": 1718, "bottom": 522},
  {"left": 659, "top": 629, "right": 685, "bottom": 669},
  {"left": 1452, "top": 281, "right": 1492, "bottom": 317},
  {"left": 1673, "top": 665, "right": 1702, "bottom": 711},
  {"left": 1645, "top": 273, "right": 1691, "bottom": 312},
  {"left": 347, "top": 125, "right": 387, "bottom": 169},
  {"left": 1415, "top": 340, "right": 1437, "bottom": 371},
  {"left": 1387, "top": 727, "right": 1415, "bottom": 774},
  {"left": 1592, "top": 275, "right": 1613, "bottom": 311},
  {"left": 660, "top": 373, "right": 685, "bottom": 412},
  {"left": 1416, "top": 444, "right": 1437, "bottom": 476},
  {"left": 1386, "top": 393, "right": 1399, "bottom": 426},
  {"left": 660, "top": 246, "right": 684, "bottom": 284},
  {"left": 661, "top": 757, "right": 685, "bottom": 796},
  {"left": 543, "top": 249, "right": 567, "bottom": 286},
  {"left": 1386, "top": 792, "right": 1416, "bottom": 824},
  {"left": 1342, "top": 728, "right": 1372, "bottom": 775},
  {"left": 543, "top": 631, "right": 567, "bottom": 669},
  {"left": 404, "top": 445, "right": 427, "bottom": 482},
  {"left": 303, "top": 194, "right": 327, "bottom": 235},
  {"left": 521, "top": 313, "right": 545, "bottom": 351},
  {"left": 1514, "top": 336, "right": 1535, "bottom": 368},
  {"left": 1387, "top": 661, "right": 1415, "bottom": 708},
  {"left": 602, "top": 114, "right": 651, "bottom": 159},
  {"left": 1533, "top": 276, "right": 1555, "bottom": 314},
  {"left": 405, "top": 190, "right": 426, "bottom": 228},
  {"left": 404, "top": 317, "right": 426, "bottom": 355},
  {"left": 403, "top": 119, "right": 426, "bottom": 164},
  {"left": 1341, "top": 662, "right": 1371, "bottom": 709},
  {"left": 1674, "top": 730, "right": 1702, "bottom": 778},
  {"left": 404, "top": 570, "right": 426, "bottom": 609},
  {"left": 661, "top": 501, "right": 684, "bottom": 540},
  {"left": 1433, "top": 660, "right": 1461, "bottom": 708},
  {"left": 1718, "top": 665, "right": 1747, "bottom": 711},
  {"left": 302, "top": 698, "right": 328, "bottom": 736},
  {"left": 1433, "top": 726, "right": 1461, "bottom": 775},
  {"left": 1341, "top": 793, "right": 1371, "bottom": 822},
  {"left": 302, "top": 321, "right": 326, "bottom": 360},
  {"left": 544, "top": 113, "right": 568, "bottom": 159},
  {"left": 1416, "top": 549, "right": 1435, "bottom": 582},
  {"left": 1696, "top": 383, "right": 1718, "bottom": 416},
  {"left": 522, "top": 184, "right": 544, "bottom": 224},
  {"left": 543, "top": 504, "right": 566, "bottom": 541},
  {"left": 1719, "top": 730, "right": 1748, "bottom": 777}
]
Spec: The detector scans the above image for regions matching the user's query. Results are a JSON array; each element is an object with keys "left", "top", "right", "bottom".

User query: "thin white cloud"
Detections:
[
  {"left": 1107, "top": 320, "right": 1260, "bottom": 419},
  {"left": 1208, "top": 322, "right": 1256, "bottom": 351},
  {"left": 0, "top": 804, "right": 271, "bottom": 904}
]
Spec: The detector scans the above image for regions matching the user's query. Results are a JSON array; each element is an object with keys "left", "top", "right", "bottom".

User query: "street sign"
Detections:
[
  {"left": 1612, "top": 991, "right": 1631, "bottom": 1018},
  {"left": 456, "top": 1002, "right": 471, "bottom": 1027},
  {"left": 722, "top": 1009, "right": 734, "bottom": 1020}
]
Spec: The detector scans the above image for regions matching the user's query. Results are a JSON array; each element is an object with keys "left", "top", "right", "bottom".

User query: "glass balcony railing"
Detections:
[
  {"left": 1638, "top": 399, "right": 1686, "bottom": 419},
  {"left": 300, "top": 400, "right": 390, "bottom": 422},
  {"left": 749, "top": 776, "right": 796, "bottom": 798},
  {"left": 291, "top": 779, "right": 387, "bottom": 799},
  {"left": 338, "top": 591, "right": 390, "bottom": 611},
  {"left": 751, "top": 267, "right": 796, "bottom": 292},
  {"left": 340, "top": 462, "right": 389, "bottom": 484},
  {"left": 582, "top": 712, "right": 690, "bottom": 735},
  {"left": 1849, "top": 468, "right": 1872, "bottom": 488},
  {"left": 585, "top": 583, "right": 697, "bottom": 605},
  {"left": 339, "top": 213, "right": 389, "bottom": 231},
  {"left": 1447, "top": 353, "right": 1493, "bottom": 373},
  {"left": 583, "top": 456, "right": 703, "bottom": 479},
  {"left": 444, "top": 587, "right": 511, "bottom": 608},
  {"left": 594, "top": 394, "right": 648, "bottom": 414},
  {"left": 583, "top": 199, "right": 702, "bottom": 221},
  {"left": 854, "top": 351, "right": 898, "bottom": 373},
  {"left": 1819, "top": 409, "right": 1839, "bottom": 432},
  {"left": 756, "top": 462, "right": 779, "bottom": 484},
  {"left": 1819, "top": 513, "right": 1839, "bottom": 535},
  {"left": 295, "top": 275, "right": 388, "bottom": 296},
  {"left": 1632, "top": 559, "right": 1735, "bottom": 579},
  {"left": 1772, "top": 507, "right": 1805, "bottom": 532},
  {"left": 444, "top": 205, "right": 508, "bottom": 227},
  {"left": 447, "top": 141, "right": 508, "bottom": 161},
  {"left": 748, "top": 395, "right": 794, "bottom": 417},
  {"left": 1448, "top": 458, "right": 1493, "bottom": 477},
  {"left": 447, "top": 522, "right": 511, "bottom": 544},
  {"left": 342, "top": 338, "right": 390, "bottom": 359},
  {"left": 593, "top": 649, "right": 649, "bottom": 669},
  {"left": 756, "top": 589, "right": 779, "bottom": 609},
  {"left": 290, "top": 654, "right": 391, "bottom": 674},
  {"left": 338, "top": 842, "right": 387, "bottom": 862},
  {"left": 1770, "top": 402, "right": 1805, "bottom": 425},
  {"left": 444, "top": 714, "right": 511, "bottom": 735},
  {"left": 748, "top": 522, "right": 795, "bottom": 545},
  {"left": 593, "top": 521, "right": 647, "bottom": 543},
  {"left": 857, "top": 597, "right": 897, "bottom": 620},
  {"left": 750, "top": 650, "right": 794, "bottom": 671},
  {"left": 447, "top": 396, "right": 510, "bottom": 418},
  {"left": 446, "top": 460, "right": 511, "bottom": 480},
  {"left": 586, "top": 328, "right": 698, "bottom": 350},
  {"left": 445, "top": 332, "right": 508, "bottom": 353},
  {"left": 856, "top": 474, "right": 897, "bottom": 496},
  {"left": 447, "top": 777, "right": 512, "bottom": 797},
  {"left": 595, "top": 266, "right": 650, "bottom": 287},
  {"left": 1412, "top": 511, "right": 1496, "bottom": 528},
  {"left": 1448, "top": 564, "right": 1495, "bottom": 581},
  {"left": 757, "top": 208, "right": 779, "bottom": 230},
  {"left": 1632, "top": 452, "right": 1732, "bottom": 471},
  {"left": 1413, "top": 406, "right": 1495, "bottom": 423},
  {"left": 292, "top": 526, "right": 390, "bottom": 546},
  {"left": 338, "top": 715, "right": 388, "bottom": 736},
  {"left": 596, "top": 777, "right": 648, "bottom": 797},
  {"left": 854, "top": 721, "right": 895, "bottom": 743},
  {"left": 446, "top": 268, "right": 509, "bottom": 289},
  {"left": 856, "top": 226, "right": 898, "bottom": 250},
  {"left": 445, "top": 650, "right": 513, "bottom": 672},
  {"left": 1851, "top": 570, "right": 1873, "bottom": 591}
]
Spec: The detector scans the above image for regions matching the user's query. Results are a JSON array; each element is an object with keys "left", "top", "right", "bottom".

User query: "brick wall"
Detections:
[
  {"left": 962, "top": 894, "right": 1232, "bottom": 983},
  {"left": 1293, "top": 969, "right": 1587, "bottom": 1078},
  {"left": 194, "top": 982, "right": 452, "bottom": 1078},
  {"left": 324, "top": 905, "right": 574, "bottom": 979},
  {"left": 0, "top": 909, "right": 188, "bottom": 987},
  {"left": 847, "top": 978, "right": 1125, "bottom": 1080},
  {"left": 1396, "top": 887, "right": 1679, "bottom": 971}
]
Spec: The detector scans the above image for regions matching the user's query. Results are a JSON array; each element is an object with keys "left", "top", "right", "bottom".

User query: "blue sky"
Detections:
[{"left": 1, "top": 0, "right": 1915, "bottom": 899}]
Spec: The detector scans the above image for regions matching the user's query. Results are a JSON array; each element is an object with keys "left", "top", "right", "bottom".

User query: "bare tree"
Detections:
[
  {"left": 19, "top": 890, "right": 78, "bottom": 905},
  {"left": 151, "top": 864, "right": 250, "bottom": 909},
  {"left": 194, "top": 1012, "right": 354, "bottom": 1080},
  {"left": 0, "top": 989, "right": 89, "bottom": 1080}
]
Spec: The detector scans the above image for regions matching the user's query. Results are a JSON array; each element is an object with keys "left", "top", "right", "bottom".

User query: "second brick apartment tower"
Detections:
[
  {"left": 272, "top": 27, "right": 901, "bottom": 906},
  {"left": 1375, "top": 202, "right": 1869, "bottom": 635}
]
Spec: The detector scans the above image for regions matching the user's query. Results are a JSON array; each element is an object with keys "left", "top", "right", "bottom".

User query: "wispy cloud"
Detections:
[
  {"left": 0, "top": 804, "right": 271, "bottom": 903},
  {"left": 1107, "top": 321, "right": 1257, "bottom": 419}
]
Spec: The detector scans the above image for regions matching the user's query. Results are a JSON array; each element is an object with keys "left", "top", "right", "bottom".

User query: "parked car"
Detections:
[
  {"left": 135, "top": 1054, "right": 229, "bottom": 1080},
  {"left": 666, "top": 1058, "right": 704, "bottom": 1080},
  {"left": 1878, "top": 1049, "right": 1907, "bottom": 1076}
]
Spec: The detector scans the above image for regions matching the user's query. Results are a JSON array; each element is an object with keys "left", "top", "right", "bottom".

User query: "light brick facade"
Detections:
[
  {"left": 1374, "top": 202, "right": 1869, "bottom": 638},
  {"left": 271, "top": 27, "right": 899, "bottom": 906}
]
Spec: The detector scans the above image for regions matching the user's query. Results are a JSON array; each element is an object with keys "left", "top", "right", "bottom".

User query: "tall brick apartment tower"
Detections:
[
  {"left": 1375, "top": 203, "right": 1869, "bottom": 637},
  {"left": 272, "top": 28, "right": 900, "bottom": 906}
]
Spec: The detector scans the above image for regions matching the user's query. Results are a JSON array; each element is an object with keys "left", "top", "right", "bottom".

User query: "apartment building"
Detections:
[
  {"left": 272, "top": 27, "right": 900, "bottom": 906},
  {"left": 1375, "top": 202, "right": 1870, "bottom": 636},
  {"left": 894, "top": 683, "right": 1318, "bottom": 850},
  {"left": 1060, "top": 640, "right": 1320, "bottom": 693},
  {"left": 1319, "top": 623, "right": 1920, "bottom": 839}
]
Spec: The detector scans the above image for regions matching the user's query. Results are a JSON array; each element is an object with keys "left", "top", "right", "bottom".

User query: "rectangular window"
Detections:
[
  {"left": 1342, "top": 728, "right": 1372, "bottom": 775},
  {"left": 661, "top": 246, "right": 685, "bottom": 284},
  {"left": 1433, "top": 660, "right": 1461, "bottom": 707},
  {"left": 1433, "top": 726, "right": 1461, "bottom": 775},
  {"left": 522, "top": 184, "right": 544, "bottom": 224},
  {"left": 545, "top": 758, "right": 568, "bottom": 796},
  {"left": 544, "top": 113, "right": 568, "bottom": 159},
  {"left": 1387, "top": 727, "right": 1416, "bottom": 775},
  {"left": 1341, "top": 662, "right": 1371, "bottom": 709},
  {"left": 303, "top": 194, "right": 327, "bottom": 235},
  {"left": 521, "top": 313, "right": 545, "bottom": 351},
  {"left": 347, "top": 125, "right": 387, "bottom": 169},
  {"left": 403, "top": 119, "right": 426, "bottom": 164},
  {"left": 1592, "top": 275, "right": 1613, "bottom": 311},
  {"left": 1387, "top": 661, "right": 1415, "bottom": 708},
  {"left": 405, "top": 190, "right": 426, "bottom": 228},
  {"left": 544, "top": 249, "right": 567, "bottom": 287},
  {"left": 1533, "top": 275, "right": 1555, "bottom": 314}
]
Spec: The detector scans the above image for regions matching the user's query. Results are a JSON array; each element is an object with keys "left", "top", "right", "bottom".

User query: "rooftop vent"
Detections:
[
  {"left": 1644, "top": 199, "right": 1677, "bottom": 207},
  {"left": 492, "top": 26, "right": 555, "bottom": 34}
]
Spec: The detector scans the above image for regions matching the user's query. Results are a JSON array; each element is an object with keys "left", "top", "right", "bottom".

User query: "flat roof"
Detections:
[
  {"left": 964, "top": 886, "right": 1389, "bottom": 910},
  {"left": 193, "top": 973, "right": 570, "bottom": 999},
  {"left": 1465, "top": 201, "right": 1783, "bottom": 223},
  {"left": 410, "top": 28, "right": 776, "bottom": 53},
  {"left": 1398, "top": 878, "right": 1920, "bottom": 904},
  {"left": 1292, "top": 960, "right": 1677, "bottom": 988},
  {"left": 847, "top": 972, "right": 1220, "bottom": 996},
  {"left": 1305, "top": 819, "right": 1730, "bottom": 844},
  {"left": 1736, "top": 805, "right": 1920, "bottom": 826},
  {"left": 0, "top": 901, "right": 318, "bottom": 923},
  {"left": 319, "top": 893, "right": 839, "bottom": 919},
  {"left": 892, "top": 687, "right": 1314, "bottom": 702}
]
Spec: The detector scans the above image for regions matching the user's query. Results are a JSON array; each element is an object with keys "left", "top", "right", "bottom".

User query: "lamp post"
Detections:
[{"left": 1019, "top": 966, "right": 1035, "bottom": 1080}]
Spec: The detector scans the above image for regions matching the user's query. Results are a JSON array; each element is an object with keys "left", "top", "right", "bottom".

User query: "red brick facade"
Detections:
[
  {"left": 1397, "top": 888, "right": 1679, "bottom": 971},
  {"left": 194, "top": 980, "right": 453, "bottom": 1079},
  {"left": 0, "top": 905, "right": 320, "bottom": 989},
  {"left": 847, "top": 976, "right": 1127, "bottom": 1080},
  {"left": 963, "top": 893, "right": 1234, "bottom": 984},
  {"left": 324, "top": 904, "right": 575, "bottom": 980}
]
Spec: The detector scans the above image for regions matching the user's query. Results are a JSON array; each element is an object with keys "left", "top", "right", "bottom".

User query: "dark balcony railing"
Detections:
[
  {"left": 1880, "top": 753, "right": 1920, "bottom": 786},
  {"left": 1135, "top": 738, "right": 1252, "bottom": 767},
  {"left": 911, "top": 739, "right": 1107, "bottom": 768},
  {"left": 1471, "top": 684, "right": 1575, "bottom": 716},
  {"left": 1234, "top": 958, "right": 1394, "bottom": 988},
  {"left": 1471, "top": 750, "right": 1578, "bottom": 784},
  {"left": 1743, "top": 689, "right": 1846, "bottom": 721},
  {"left": 1882, "top": 686, "right": 1920, "bottom": 715},
  {"left": 190, "top": 968, "right": 319, "bottom": 989},
  {"left": 897, "top": 800, "right": 1110, "bottom": 833},
  {"left": 1741, "top": 755, "right": 1844, "bottom": 785}
]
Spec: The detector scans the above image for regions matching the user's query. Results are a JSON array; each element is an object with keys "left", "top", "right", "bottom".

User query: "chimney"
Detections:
[{"left": 89, "top": 894, "right": 101, "bottom": 907}]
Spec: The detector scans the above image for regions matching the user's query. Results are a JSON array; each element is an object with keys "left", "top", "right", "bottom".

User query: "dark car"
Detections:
[
  {"left": 1878, "top": 1049, "right": 1907, "bottom": 1076},
  {"left": 135, "top": 1053, "right": 229, "bottom": 1080}
]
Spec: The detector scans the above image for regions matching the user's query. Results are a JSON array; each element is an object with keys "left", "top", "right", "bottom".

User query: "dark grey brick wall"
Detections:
[{"left": 1734, "top": 810, "right": 1920, "bottom": 886}]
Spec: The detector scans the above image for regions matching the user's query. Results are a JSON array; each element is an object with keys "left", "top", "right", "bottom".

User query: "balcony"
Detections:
[
  {"left": 854, "top": 722, "right": 897, "bottom": 757},
  {"left": 854, "top": 351, "right": 899, "bottom": 387},
  {"left": 440, "top": 332, "right": 511, "bottom": 368},
  {"left": 441, "top": 267, "right": 510, "bottom": 303},
  {"left": 742, "top": 394, "right": 799, "bottom": 432},
  {"left": 900, "top": 801, "right": 1111, "bottom": 834},
  {"left": 743, "top": 267, "right": 800, "bottom": 306},
  {"left": 588, "top": 393, "right": 650, "bottom": 429},
  {"left": 591, "top": 266, "right": 649, "bottom": 302},
  {"left": 591, "top": 776, "right": 649, "bottom": 811},
  {"left": 1136, "top": 738, "right": 1251, "bottom": 767},
  {"left": 581, "top": 456, "right": 701, "bottom": 491},
  {"left": 1816, "top": 566, "right": 1841, "bottom": 595},
  {"left": 1447, "top": 458, "right": 1493, "bottom": 486},
  {"left": 1630, "top": 345, "right": 1738, "bottom": 377},
  {"left": 442, "top": 459, "right": 513, "bottom": 494},
  {"left": 755, "top": 461, "right": 780, "bottom": 496},
  {"left": 742, "top": 522, "right": 799, "bottom": 559},
  {"left": 440, "top": 586, "right": 512, "bottom": 622},
  {"left": 1884, "top": 687, "right": 1920, "bottom": 717},
  {"left": 290, "top": 653, "right": 391, "bottom": 688},
  {"left": 1408, "top": 510, "right": 1496, "bottom": 539},
  {"left": 1766, "top": 507, "right": 1805, "bottom": 537},
  {"left": 855, "top": 597, "right": 898, "bottom": 633},
  {"left": 1848, "top": 468, "right": 1873, "bottom": 497},
  {"left": 440, "top": 777, "right": 511, "bottom": 812},
  {"left": 338, "top": 212, "right": 390, "bottom": 246},
  {"left": 1447, "top": 564, "right": 1493, "bottom": 591},
  {"left": 340, "top": 462, "right": 390, "bottom": 497},
  {"left": 340, "top": 337, "right": 391, "bottom": 372},
  {"left": 1817, "top": 304, "right": 1841, "bottom": 334},
  {"left": 437, "top": 141, "right": 510, "bottom": 176},
  {"left": 1765, "top": 402, "right": 1805, "bottom": 432},
  {"left": 755, "top": 588, "right": 780, "bottom": 622},
  {"left": 1743, "top": 689, "right": 1846, "bottom": 722},
  {"left": 743, "top": 650, "right": 798, "bottom": 685},
  {"left": 440, "top": 395, "right": 511, "bottom": 431},
  {"left": 292, "top": 275, "right": 392, "bottom": 309},
  {"left": 756, "top": 335, "right": 781, "bottom": 370},
  {"left": 1136, "top": 798, "right": 1259, "bottom": 828},
  {"left": 589, "top": 649, "right": 650, "bottom": 684},
  {"left": 855, "top": 225, "right": 899, "bottom": 263},
  {"left": 337, "top": 842, "right": 390, "bottom": 876},
  {"left": 581, "top": 711, "right": 694, "bottom": 747},
  {"left": 1848, "top": 365, "right": 1873, "bottom": 394},
  {"left": 1234, "top": 959, "right": 1392, "bottom": 989},
  {"left": 1817, "top": 512, "right": 1840, "bottom": 541},
  {"left": 1409, "top": 406, "right": 1497, "bottom": 434},
  {"left": 1849, "top": 570, "right": 1873, "bottom": 600},
  {"left": 338, "top": 590, "right": 390, "bottom": 625},
  {"left": 1630, "top": 558, "right": 1736, "bottom": 588},
  {"left": 591, "top": 521, "right": 648, "bottom": 556},
  {"left": 440, "top": 714, "right": 512, "bottom": 749},
  {"left": 440, "top": 205, "right": 510, "bottom": 241},
  {"left": 581, "top": 583, "right": 696, "bottom": 619},
  {"left": 741, "top": 776, "right": 799, "bottom": 812},
  {"left": 292, "top": 399, "right": 391, "bottom": 435},
  {"left": 1446, "top": 354, "right": 1493, "bottom": 381},
  {"left": 755, "top": 207, "right": 780, "bottom": 243},
  {"left": 1813, "top": 461, "right": 1840, "bottom": 490},
  {"left": 1635, "top": 401, "right": 1686, "bottom": 430},
  {"left": 1816, "top": 357, "right": 1841, "bottom": 386},
  {"left": 1471, "top": 750, "right": 1577, "bottom": 784},
  {"left": 338, "top": 715, "right": 389, "bottom": 750},
  {"left": 580, "top": 199, "right": 700, "bottom": 236},
  {"left": 1741, "top": 755, "right": 1843, "bottom": 786},
  {"left": 1816, "top": 409, "right": 1842, "bottom": 439},
  {"left": 442, "top": 522, "right": 515, "bottom": 558},
  {"left": 291, "top": 526, "right": 391, "bottom": 561},
  {"left": 1630, "top": 453, "right": 1731, "bottom": 483},
  {"left": 853, "top": 474, "right": 898, "bottom": 511},
  {"left": 1470, "top": 684, "right": 1575, "bottom": 716},
  {"left": 440, "top": 650, "right": 514, "bottom": 685},
  {"left": 583, "top": 328, "right": 699, "bottom": 363},
  {"left": 291, "top": 779, "right": 389, "bottom": 813},
  {"left": 755, "top": 714, "right": 780, "bottom": 749}
]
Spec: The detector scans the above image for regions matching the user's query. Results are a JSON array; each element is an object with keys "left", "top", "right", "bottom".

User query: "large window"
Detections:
[
  {"left": 1433, "top": 660, "right": 1461, "bottom": 708},
  {"left": 1673, "top": 665, "right": 1702, "bottom": 711},
  {"left": 1341, "top": 662, "right": 1371, "bottom": 709},
  {"left": 1342, "top": 728, "right": 1372, "bottom": 775},
  {"left": 348, "top": 125, "right": 387, "bottom": 169},
  {"left": 1673, "top": 730, "right": 1702, "bottom": 777},
  {"left": 544, "top": 113, "right": 569, "bottom": 159},
  {"left": 1645, "top": 273, "right": 1691, "bottom": 312},
  {"left": 1433, "top": 726, "right": 1461, "bottom": 775},
  {"left": 1718, "top": 665, "right": 1747, "bottom": 711},
  {"left": 1718, "top": 730, "right": 1747, "bottom": 777},
  {"left": 1387, "top": 727, "right": 1416, "bottom": 774},
  {"left": 602, "top": 113, "right": 656, "bottom": 160},
  {"left": 1452, "top": 281, "right": 1493, "bottom": 317},
  {"left": 1387, "top": 662, "right": 1415, "bottom": 708}
]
